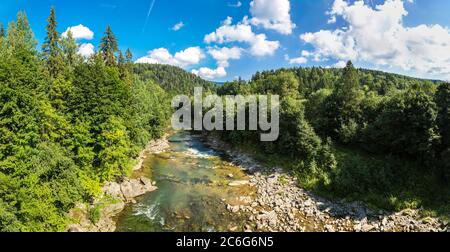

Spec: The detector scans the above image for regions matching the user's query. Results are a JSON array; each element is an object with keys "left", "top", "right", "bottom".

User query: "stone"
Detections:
[
  {"left": 140, "top": 177, "right": 152, "bottom": 186},
  {"left": 362, "top": 224, "right": 374, "bottom": 232},
  {"left": 103, "top": 182, "right": 123, "bottom": 199},
  {"left": 228, "top": 180, "right": 250, "bottom": 187},
  {"left": 229, "top": 226, "right": 238, "bottom": 232}
]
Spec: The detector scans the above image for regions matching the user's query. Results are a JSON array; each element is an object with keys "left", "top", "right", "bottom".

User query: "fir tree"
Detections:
[
  {"left": 99, "top": 25, "right": 119, "bottom": 66},
  {"left": 42, "top": 7, "right": 63, "bottom": 77},
  {"left": 61, "top": 30, "right": 79, "bottom": 67},
  {"left": 125, "top": 48, "right": 133, "bottom": 63},
  {"left": 0, "top": 23, "right": 5, "bottom": 38}
]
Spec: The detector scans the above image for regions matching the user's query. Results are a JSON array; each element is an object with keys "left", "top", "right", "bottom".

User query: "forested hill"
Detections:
[
  {"left": 215, "top": 61, "right": 450, "bottom": 217},
  {"left": 244, "top": 67, "right": 444, "bottom": 96},
  {"left": 133, "top": 64, "right": 216, "bottom": 95}
]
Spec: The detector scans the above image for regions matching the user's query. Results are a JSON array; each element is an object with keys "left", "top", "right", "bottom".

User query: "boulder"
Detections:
[{"left": 228, "top": 180, "right": 250, "bottom": 187}]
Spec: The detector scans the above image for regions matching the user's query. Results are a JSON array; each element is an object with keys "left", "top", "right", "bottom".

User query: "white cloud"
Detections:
[
  {"left": 208, "top": 46, "right": 243, "bottom": 67},
  {"left": 301, "top": 0, "right": 450, "bottom": 80},
  {"left": 228, "top": 1, "right": 242, "bottom": 8},
  {"left": 172, "top": 22, "right": 185, "bottom": 31},
  {"left": 135, "top": 47, "right": 205, "bottom": 68},
  {"left": 78, "top": 43, "right": 95, "bottom": 57},
  {"left": 192, "top": 67, "right": 227, "bottom": 80},
  {"left": 285, "top": 54, "right": 307, "bottom": 64},
  {"left": 62, "top": 24, "right": 94, "bottom": 40},
  {"left": 204, "top": 17, "right": 280, "bottom": 57},
  {"left": 249, "top": 0, "right": 296, "bottom": 35},
  {"left": 332, "top": 60, "right": 347, "bottom": 68}
]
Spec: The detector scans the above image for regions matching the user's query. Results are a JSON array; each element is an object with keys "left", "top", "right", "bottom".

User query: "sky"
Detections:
[{"left": 1, "top": 0, "right": 449, "bottom": 81}]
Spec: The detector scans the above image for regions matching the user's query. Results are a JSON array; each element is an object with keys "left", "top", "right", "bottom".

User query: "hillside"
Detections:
[{"left": 134, "top": 64, "right": 216, "bottom": 95}]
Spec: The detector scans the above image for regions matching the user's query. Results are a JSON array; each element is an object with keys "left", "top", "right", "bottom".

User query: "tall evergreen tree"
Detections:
[
  {"left": 42, "top": 7, "right": 63, "bottom": 77},
  {"left": 99, "top": 25, "right": 119, "bottom": 66},
  {"left": 6, "top": 12, "right": 37, "bottom": 55},
  {"left": 0, "top": 23, "right": 5, "bottom": 38},
  {"left": 125, "top": 48, "right": 133, "bottom": 63},
  {"left": 338, "top": 61, "right": 360, "bottom": 99},
  {"left": 118, "top": 50, "right": 125, "bottom": 65},
  {"left": 60, "top": 30, "right": 79, "bottom": 67}
]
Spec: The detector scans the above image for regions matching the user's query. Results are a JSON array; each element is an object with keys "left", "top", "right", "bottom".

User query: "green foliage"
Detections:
[
  {"left": 435, "top": 82, "right": 450, "bottom": 180},
  {"left": 213, "top": 61, "right": 449, "bottom": 218},
  {"left": 99, "top": 26, "right": 119, "bottom": 66},
  {"left": 60, "top": 30, "right": 80, "bottom": 69},
  {"left": 88, "top": 205, "right": 101, "bottom": 224},
  {"left": 365, "top": 88, "right": 439, "bottom": 160},
  {"left": 134, "top": 63, "right": 216, "bottom": 95},
  {"left": 0, "top": 9, "right": 174, "bottom": 231},
  {"left": 42, "top": 7, "right": 64, "bottom": 77}
]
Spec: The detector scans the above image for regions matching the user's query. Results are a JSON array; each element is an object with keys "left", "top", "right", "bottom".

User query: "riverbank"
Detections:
[
  {"left": 67, "top": 135, "right": 171, "bottom": 232},
  {"left": 204, "top": 133, "right": 449, "bottom": 232}
]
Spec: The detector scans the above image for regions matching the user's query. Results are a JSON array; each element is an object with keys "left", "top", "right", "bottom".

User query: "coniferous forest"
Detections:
[{"left": 0, "top": 8, "right": 449, "bottom": 232}]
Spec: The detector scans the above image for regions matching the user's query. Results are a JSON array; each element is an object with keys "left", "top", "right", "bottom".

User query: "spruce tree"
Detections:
[
  {"left": 0, "top": 23, "right": 5, "bottom": 38},
  {"left": 118, "top": 50, "right": 125, "bottom": 65},
  {"left": 125, "top": 48, "right": 133, "bottom": 63},
  {"left": 99, "top": 25, "right": 119, "bottom": 66},
  {"left": 6, "top": 12, "right": 37, "bottom": 54},
  {"left": 42, "top": 7, "right": 63, "bottom": 77},
  {"left": 61, "top": 30, "right": 79, "bottom": 67}
]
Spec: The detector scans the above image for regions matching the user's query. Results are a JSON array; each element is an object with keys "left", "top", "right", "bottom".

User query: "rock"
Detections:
[
  {"left": 227, "top": 205, "right": 240, "bottom": 213},
  {"left": 102, "top": 202, "right": 125, "bottom": 216},
  {"left": 324, "top": 225, "right": 335, "bottom": 232},
  {"left": 228, "top": 180, "right": 250, "bottom": 187},
  {"left": 239, "top": 196, "right": 253, "bottom": 204},
  {"left": 103, "top": 182, "right": 123, "bottom": 200},
  {"left": 267, "top": 176, "right": 278, "bottom": 184},
  {"left": 140, "top": 177, "right": 152, "bottom": 186},
  {"left": 362, "top": 224, "right": 374, "bottom": 232},
  {"left": 68, "top": 225, "right": 84, "bottom": 232},
  {"left": 229, "top": 226, "right": 238, "bottom": 232},
  {"left": 228, "top": 174, "right": 234, "bottom": 178}
]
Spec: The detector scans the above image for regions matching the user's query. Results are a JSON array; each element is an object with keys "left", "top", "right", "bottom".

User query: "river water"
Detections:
[{"left": 115, "top": 132, "right": 255, "bottom": 232}]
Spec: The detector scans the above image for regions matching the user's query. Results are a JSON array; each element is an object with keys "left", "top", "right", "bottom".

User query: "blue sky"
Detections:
[{"left": 1, "top": 0, "right": 450, "bottom": 81}]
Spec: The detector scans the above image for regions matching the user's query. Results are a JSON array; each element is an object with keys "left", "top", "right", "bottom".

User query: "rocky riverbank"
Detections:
[
  {"left": 67, "top": 135, "right": 170, "bottom": 232},
  {"left": 204, "top": 134, "right": 449, "bottom": 232}
]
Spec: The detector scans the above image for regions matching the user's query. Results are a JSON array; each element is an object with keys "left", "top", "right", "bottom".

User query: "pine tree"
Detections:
[
  {"left": 42, "top": 7, "right": 63, "bottom": 77},
  {"left": 340, "top": 61, "right": 360, "bottom": 98},
  {"left": 125, "top": 48, "right": 133, "bottom": 63},
  {"left": 61, "top": 30, "right": 79, "bottom": 67},
  {"left": 118, "top": 50, "right": 125, "bottom": 65},
  {"left": 99, "top": 25, "right": 119, "bottom": 66},
  {"left": 6, "top": 12, "right": 37, "bottom": 55},
  {"left": 0, "top": 23, "right": 5, "bottom": 38}
]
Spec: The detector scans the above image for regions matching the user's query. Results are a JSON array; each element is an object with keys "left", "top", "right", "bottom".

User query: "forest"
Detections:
[
  {"left": 215, "top": 63, "right": 450, "bottom": 217},
  {"left": 0, "top": 9, "right": 176, "bottom": 231},
  {"left": 0, "top": 8, "right": 449, "bottom": 232}
]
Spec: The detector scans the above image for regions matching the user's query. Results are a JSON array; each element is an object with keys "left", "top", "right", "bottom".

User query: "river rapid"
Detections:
[{"left": 115, "top": 131, "right": 255, "bottom": 232}]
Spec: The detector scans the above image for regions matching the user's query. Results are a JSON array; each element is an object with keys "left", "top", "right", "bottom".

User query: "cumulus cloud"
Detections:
[
  {"left": 135, "top": 47, "right": 205, "bottom": 68},
  {"left": 228, "top": 1, "right": 242, "bottom": 8},
  {"left": 208, "top": 46, "right": 243, "bottom": 67},
  {"left": 192, "top": 67, "right": 227, "bottom": 80},
  {"left": 62, "top": 24, "right": 94, "bottom": 40},
  {"left": 285, "top": 54, "right": 307, "bottom": 64},
  {"left": 204, "top": 17, "right": 280, "bottom": 57},
  {"left": 332, "top": 60, "right": 347, "bottom": 68},
  {"left": 78, "top": 43, "right": 95, "bottom": 57},
  {"left": 172, "top": 22, "right": 185, "bottom": 31},
  {"left": 249, "top": 0, "right": 296, "bottom": 35},
  {"left": 300, "top": 0, "right": 450, "bottom": 79}
]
